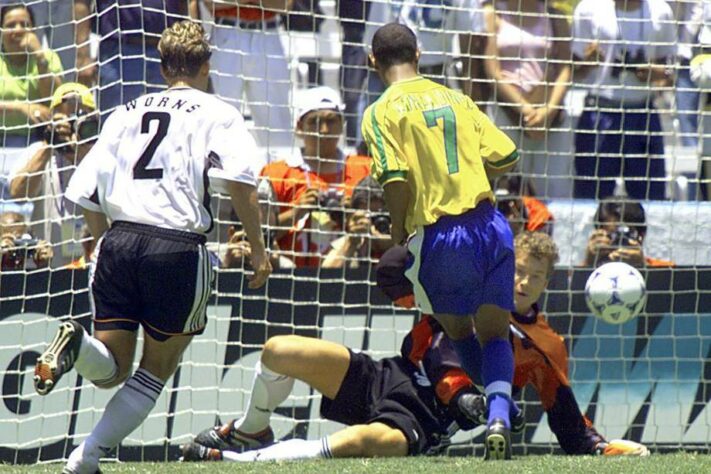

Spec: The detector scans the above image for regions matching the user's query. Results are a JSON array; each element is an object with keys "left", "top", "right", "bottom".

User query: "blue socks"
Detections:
[
  {"left": 481, "top": 337, "right": 514, "bottom": 428},
  {"left": 450, "top": 333, "right": 483, "bottom": 387}
]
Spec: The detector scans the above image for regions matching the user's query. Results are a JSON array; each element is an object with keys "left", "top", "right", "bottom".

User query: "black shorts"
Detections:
[
  {"left": 90, "top": 221, "right": 213, "bottom": 342},
  {"left": 320, "top": 350, "right": 451, "bottom": 456}
]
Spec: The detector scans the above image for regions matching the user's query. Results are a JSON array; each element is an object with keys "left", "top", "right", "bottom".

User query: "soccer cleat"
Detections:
[
  {"left": 460, "top": 395, "right": 524, "bottom": 434},
  {"left": 599, "top": 439, "right": 650, "bottom": 457},
  {"left": 194, "top": 420, "right": 274, "bottom": 452},
  {"left": 484, "top": 418, "right": 512, "bottom": 461},
  {"left": 34, "top": 320, "right": 84, "bottom": 396},
  {"left": 180, "top": 442, "right": 224, "bottom": 462},
  {"left": 511, "top": 407, "right": 525, "bottom": 434}
]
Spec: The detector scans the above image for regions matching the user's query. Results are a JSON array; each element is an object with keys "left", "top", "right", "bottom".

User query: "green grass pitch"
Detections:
[{"left": 1, "top": 452, "right": 708, "bottom": 473}]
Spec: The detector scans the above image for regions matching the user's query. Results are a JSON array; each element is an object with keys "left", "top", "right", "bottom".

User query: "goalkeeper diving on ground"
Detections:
[{"left": 180, "top": 232, "right": 649, "bottom": 462}]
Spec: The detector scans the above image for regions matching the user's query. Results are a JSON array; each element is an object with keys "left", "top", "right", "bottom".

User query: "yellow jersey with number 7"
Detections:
[{"left": 362, "top": 76, "right": 518, "bottom": 234}]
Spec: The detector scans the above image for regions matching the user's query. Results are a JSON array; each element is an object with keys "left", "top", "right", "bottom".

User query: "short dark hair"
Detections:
[
  {"left": 371, "top": 23, "right": 418, "bottom": 69},
  {"left": 594, "top": 199, "right": 647, "bottom": 236},
  {"left": 1, "top": 3, "right": 35, "bottom": 28},
  {"left": 351, "top": 176, "right": 384, "bottom": 209}
]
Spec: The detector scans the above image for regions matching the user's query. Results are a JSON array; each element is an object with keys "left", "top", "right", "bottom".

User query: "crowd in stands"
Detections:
[{"left": 1, "top": 0, "right": 707, "bottom": 271}]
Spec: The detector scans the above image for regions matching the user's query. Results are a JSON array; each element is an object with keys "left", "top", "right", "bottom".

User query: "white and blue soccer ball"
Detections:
[{"left": 585, "top": 262, "right": 647, "bottom": 325}]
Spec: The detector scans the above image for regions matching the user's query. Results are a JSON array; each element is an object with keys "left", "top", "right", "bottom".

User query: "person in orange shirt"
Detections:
[
  {"left": 190, "top": 0, "right": 293, "bottom": 148},
  {"left": 493, "top": 175, "right": 554, "bottom": 236},
  {"left": 261, "top": 86, "right": 371, "bottom": 267},
  {"left": 322, "top": 176, "right": 393, "bottom": 269},
  {"left": 583, "top": 199, "right": 674, "bottom": 268}
]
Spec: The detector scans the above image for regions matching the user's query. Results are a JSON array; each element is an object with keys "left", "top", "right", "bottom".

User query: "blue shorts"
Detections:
[{"left": 404, "top": 201, "right": 514, "bottom": 315}]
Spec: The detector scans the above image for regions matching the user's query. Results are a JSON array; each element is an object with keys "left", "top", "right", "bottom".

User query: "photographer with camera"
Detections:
[
  {"left": 260, "top": 86, "right": 371, "bottom": 267},
  {"left": 571, "top": 0, "right": 676, "bottom": 200},
  {"left": 583, "top": 199, "right": 674, "bottom": 268},
  {"left": 322, "top": 176, "right": 393, "bottom": 269},
  {"left": 492, "top": 174, "right": 554, "bottom": 237},
  {"left": 8, "top": 82, "right": 98, "bottom": 267},
  {"left": 0, "top": 211, "right": 52, "bottom": 271}
]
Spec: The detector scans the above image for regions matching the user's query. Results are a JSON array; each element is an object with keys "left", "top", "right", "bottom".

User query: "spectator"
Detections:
[
  {"left": 0, "top": 3, "right": 63, "bottom": 147},
  {"left": 191, "top": 0, "right": 293, "bottom": 149},
  {"left": 322, "top": 176, "right": 392, "bottom": 269},
  {"left": 261, "top": 86, "right": 371, "bottom": 266},
  {"left": 338, "top": 0, "right": 371, "bottom": 146},
  {"left": 96, "top": 0, "right": 188, "bottom": 113},
  {"left": 492, "top": 175, "right": 554, "bottom": 236},
  {"left": 583, "top": 199, "right": 674, "bottom": 268},
  {"left": 690, "top": 0, "right": 711, "bottom": 200},
  {"left": 0, "top": 211, "right": 52, "bottom": 270},
  {"left": 671, "top": 0, "right": 704, "bottom": 149},
  {"left": 9, "top": 82, "right": 98, "bottom": 267},
  {"left": 283, "top": 0, "right": 324, "bottom": 86},
  {"left": 571, "top": 0, "right": 675, "bottom": 200},
  {"left": 482, "top": 0, "right": 573, "bottom": 198},
  {"left": 73, "top": 0, "right": 98, "bottom": 88}
]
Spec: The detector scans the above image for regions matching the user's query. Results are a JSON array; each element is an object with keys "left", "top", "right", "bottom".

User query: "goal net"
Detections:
[{"left": 0, "top": 0, "right": 709, "bottom": 464}]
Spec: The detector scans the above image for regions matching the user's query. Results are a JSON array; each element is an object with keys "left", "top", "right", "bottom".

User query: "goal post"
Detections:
[{"left": 0, "top": 0, "right": 710, "bottom": 464}]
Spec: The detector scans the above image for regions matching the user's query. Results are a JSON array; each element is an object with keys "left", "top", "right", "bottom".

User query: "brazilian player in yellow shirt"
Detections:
[{"left": 362, "top": 23, "right": 520, "bottom": 460}]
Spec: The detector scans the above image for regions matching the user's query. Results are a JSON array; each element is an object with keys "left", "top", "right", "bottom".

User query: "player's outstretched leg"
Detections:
[
  {"left": 34, "top": 320, "right": 84, "bottom": 395},
  {"left": 193, "top": 359, "right": 289, "bottom": 451}
]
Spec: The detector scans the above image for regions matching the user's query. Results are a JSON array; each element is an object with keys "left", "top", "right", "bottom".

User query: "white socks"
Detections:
[
  {"left": 222, "top": 438, "right": 333, "bottom": 462},
  {"left": 84, "top": 368, "right": 165, "bottom": 451},
  {"left": 234, "top": 361, "right": 294, "bottom": 434},
  {"left": 73, "top": 331, "right": 118, "bottom": 385}
]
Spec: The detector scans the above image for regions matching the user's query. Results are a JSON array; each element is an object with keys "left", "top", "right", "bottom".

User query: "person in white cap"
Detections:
[
  {"left": 259, "top": 86, "right": 372, "bottom": 267},
  {"left": 9, "top": 82, "right": 99, "bottom": 266}
]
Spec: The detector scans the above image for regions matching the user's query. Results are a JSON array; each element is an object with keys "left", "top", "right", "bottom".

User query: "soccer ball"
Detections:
[{"left": 584, "top": 262, "right": 646, "bottom": 325}]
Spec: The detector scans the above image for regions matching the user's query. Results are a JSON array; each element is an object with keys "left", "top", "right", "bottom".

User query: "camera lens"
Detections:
[
  {"left": 77, "top": 117, "right": 99, "bottom": 140},
  {"left": 372, "top": 214, "right": 391, "bottom": 234}
]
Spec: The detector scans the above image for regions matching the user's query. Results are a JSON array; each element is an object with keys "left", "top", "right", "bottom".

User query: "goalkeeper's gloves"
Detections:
[{"left": 596, "top": 439, "right": 650, "bottom": 457}]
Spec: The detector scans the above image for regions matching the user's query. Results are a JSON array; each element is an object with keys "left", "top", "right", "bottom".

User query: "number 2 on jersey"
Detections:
[
  {"left": 134, "top": 111, "right": 170, "bottom": 179},
  {"left": 423, "top": 106, "right": 458, "bottom": 174}
]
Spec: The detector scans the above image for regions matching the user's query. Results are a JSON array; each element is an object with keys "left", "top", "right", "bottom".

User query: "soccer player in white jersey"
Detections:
[{"left": 32, "top": 20, "right": 272, "bottom": 474}]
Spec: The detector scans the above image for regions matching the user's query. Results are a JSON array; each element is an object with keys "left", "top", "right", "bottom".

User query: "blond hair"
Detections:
[
  {"left": 158, "top": 20, "right": 211, "bottom": 79},
  {"left": 514, "top": 231, "right": 559, "bottom": 277}
]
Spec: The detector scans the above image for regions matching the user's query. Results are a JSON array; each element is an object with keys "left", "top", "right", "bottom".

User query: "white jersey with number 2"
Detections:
[{"left": 66, "top": 87, "right": 260, "bottom": 234}]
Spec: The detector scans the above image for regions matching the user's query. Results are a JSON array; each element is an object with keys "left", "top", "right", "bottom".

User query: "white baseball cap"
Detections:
[{"left": 294, "top": 86, "right": 345, "bottom": 125}]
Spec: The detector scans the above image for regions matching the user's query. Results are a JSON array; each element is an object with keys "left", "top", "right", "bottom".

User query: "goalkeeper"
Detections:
[{"left": 181, "top": 232, "right": 648, "bottom": 462}]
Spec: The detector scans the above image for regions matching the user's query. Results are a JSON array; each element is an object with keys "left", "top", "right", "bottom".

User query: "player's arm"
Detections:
[
  {"left": 82, "top": 208, "right": 110, "bottom": 241},
  {"left": 383, "top": 181, "right": 409, "bottom": 246},
  {"left": 362, "top": 107, "right": 409, "bottom": 245},
  {"left": 209, "top": 116, "right": 271, "bottom": 287},
  {"left": 226, "top": 180, "right": 271, "bottom": 288},
  {"left": 474, "top": 105, "right": 519, "bottom": 178}
]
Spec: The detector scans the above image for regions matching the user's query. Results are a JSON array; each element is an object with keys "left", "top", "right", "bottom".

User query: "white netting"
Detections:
[{"left": 0, "top": 0, "right": 710, "bottom": 464}]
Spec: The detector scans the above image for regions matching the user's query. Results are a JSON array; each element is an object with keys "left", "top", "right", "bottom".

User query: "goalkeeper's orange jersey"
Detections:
[{"left": 400, "top": 306, "right": 605, "bottom": 455}]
